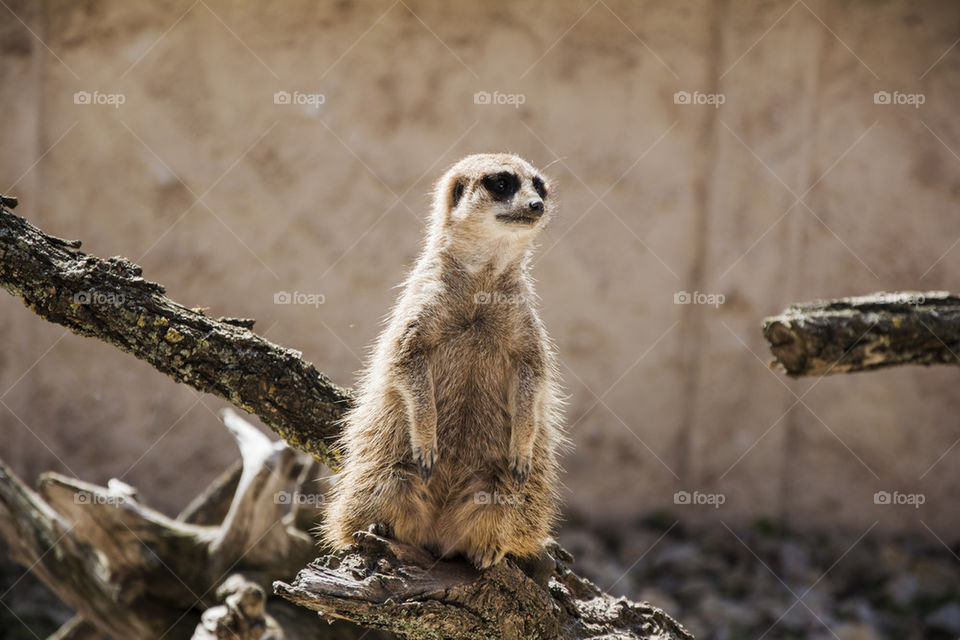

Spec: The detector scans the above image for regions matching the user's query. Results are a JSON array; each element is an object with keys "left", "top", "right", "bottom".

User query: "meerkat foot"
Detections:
[
  {"left": 469, "top": 544, "right": 507, "bottom": 570},
  {"left": 509, "top": 453, "right": 532, "bottom": 487},
  {"left": 411, "top": 444, "right": 437, "bottom": 480},
  {"left": 351, "top": 523, "right": 392, "bottom": 548}
]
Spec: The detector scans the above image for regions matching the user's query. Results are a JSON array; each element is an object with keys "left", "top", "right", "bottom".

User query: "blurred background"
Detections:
[{"left": 1, "top": 1, "right": 959, "bottom": 638}]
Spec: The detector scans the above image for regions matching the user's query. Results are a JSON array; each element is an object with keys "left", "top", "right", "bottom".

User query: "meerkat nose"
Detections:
[{"left": 528, "top": 199, "right": 544, "bottom": 214}]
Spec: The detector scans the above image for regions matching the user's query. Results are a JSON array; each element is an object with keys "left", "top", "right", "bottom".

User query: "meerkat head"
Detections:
[{"left": 428, "top": 154, "right": 554, "bottom": 262}]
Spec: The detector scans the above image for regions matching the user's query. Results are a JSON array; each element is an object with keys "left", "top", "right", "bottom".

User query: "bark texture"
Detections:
[
  {"left": 275, "top": 532, "right": 693, "bottom": 640},
  {"left": 762, "top": 291, "right": 960, "bottom": 376}
]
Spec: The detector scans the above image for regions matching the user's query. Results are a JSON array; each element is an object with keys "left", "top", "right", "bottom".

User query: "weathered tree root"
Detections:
[
  {"left": 275, "top": 532, "right": 693, "bottom": 640},
  {"left": 762, "top": 291, "right": 960, "bottom": 376}
]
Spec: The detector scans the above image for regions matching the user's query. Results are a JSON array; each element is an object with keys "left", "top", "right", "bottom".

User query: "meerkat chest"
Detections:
[
  {"left": 428, "top": 296, "right": 527, "bottom": 409},
  {"left": 440, "top": 290, "right": 527, "bottom": 350}
]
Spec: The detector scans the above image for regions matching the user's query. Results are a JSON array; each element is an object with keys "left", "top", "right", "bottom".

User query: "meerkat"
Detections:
[{"left": 321, "top": 153, "right": 565, "bottom": 569}]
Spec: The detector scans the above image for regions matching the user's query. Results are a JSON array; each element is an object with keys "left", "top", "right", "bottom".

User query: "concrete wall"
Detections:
[{"left": 2, "top": 0, "right": 959, "bottom": 536}]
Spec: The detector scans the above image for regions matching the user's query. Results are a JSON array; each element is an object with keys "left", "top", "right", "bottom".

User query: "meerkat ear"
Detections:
[{"left": 450, "top": 178, "right": 466, "bottom": 209}]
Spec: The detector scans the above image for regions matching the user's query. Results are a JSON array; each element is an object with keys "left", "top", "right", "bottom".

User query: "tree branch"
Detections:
[
  {"left": 274, "top": 532, "right": 693, "bottom": 640},
  {"left": 762, "top": 291, "right": 960, "bottom": 376},
  {"left": 0, "top": 205, "right": 351, "bottom": 468}
]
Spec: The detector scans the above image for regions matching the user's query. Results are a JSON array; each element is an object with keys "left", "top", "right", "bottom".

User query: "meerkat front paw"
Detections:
[
  {"left": 469, "top": 544, "right": 507, "bottom": 570},
  {"left": 411, "top": 444, "right": 437, "bottom": 480},
  {"left": 509, "top": 453, "right": 532, "bottom": 487}
]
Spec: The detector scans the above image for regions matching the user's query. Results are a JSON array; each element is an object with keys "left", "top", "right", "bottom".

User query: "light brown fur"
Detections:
[{"left": 321, "top": 153, "right": 565, "bottom": 569}]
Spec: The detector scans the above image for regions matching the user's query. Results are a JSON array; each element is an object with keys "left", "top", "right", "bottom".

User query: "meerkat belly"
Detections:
[{"left": 430, "top": 331, "right": 514, "bottom": 466}]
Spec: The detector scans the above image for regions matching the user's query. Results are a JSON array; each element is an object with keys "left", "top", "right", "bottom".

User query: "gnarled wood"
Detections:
[{"left": 0, "top": 410, "right": 323, "bottom": 639}]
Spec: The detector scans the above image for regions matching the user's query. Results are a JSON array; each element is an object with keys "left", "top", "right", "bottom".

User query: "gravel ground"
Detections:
[{"left": 557, "top": 515, "right": 960, "bottom": 640}]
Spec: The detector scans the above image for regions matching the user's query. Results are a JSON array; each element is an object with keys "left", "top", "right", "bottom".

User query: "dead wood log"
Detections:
[
  {"left": 178, "top": 461, "right": 243, "bottom": 527},
  {"left": 0, "top": 460, "right": 196, "bottom": 638},
  {"left": 762, "top": 291, "right": 960, "bottom": 376},
  {"left": 0, "top": 200, "right": 692, "bottom": 639},
  {"left": 0, "top": 409, "right": 322, "bottom": 639}
]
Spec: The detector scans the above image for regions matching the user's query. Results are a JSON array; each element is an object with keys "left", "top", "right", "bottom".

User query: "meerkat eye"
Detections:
[
  {"left": 532, "top": 176, "right": 547, "bottom": 198},
  {"left": 482, "top": 172, "right": 519, "bottom": 201},
  {"left": 451, "top": 179, "right": 466, "bottom": 208}
]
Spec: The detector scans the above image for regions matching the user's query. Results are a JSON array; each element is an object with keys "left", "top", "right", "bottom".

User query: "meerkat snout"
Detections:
[{"left": 483, "top": 169, "right": 550, "bottom": 227}]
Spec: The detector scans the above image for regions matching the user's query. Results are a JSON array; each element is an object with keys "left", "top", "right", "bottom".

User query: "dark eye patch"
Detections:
[
  {"left": 451, "top": 179, "right": 466, "bottom": 207},
  {"left": 481, "top": 172, "right": 520, "bottom": 201},
  {"left": 532, "top": 176, "right": 547, "bottom": 198}
]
